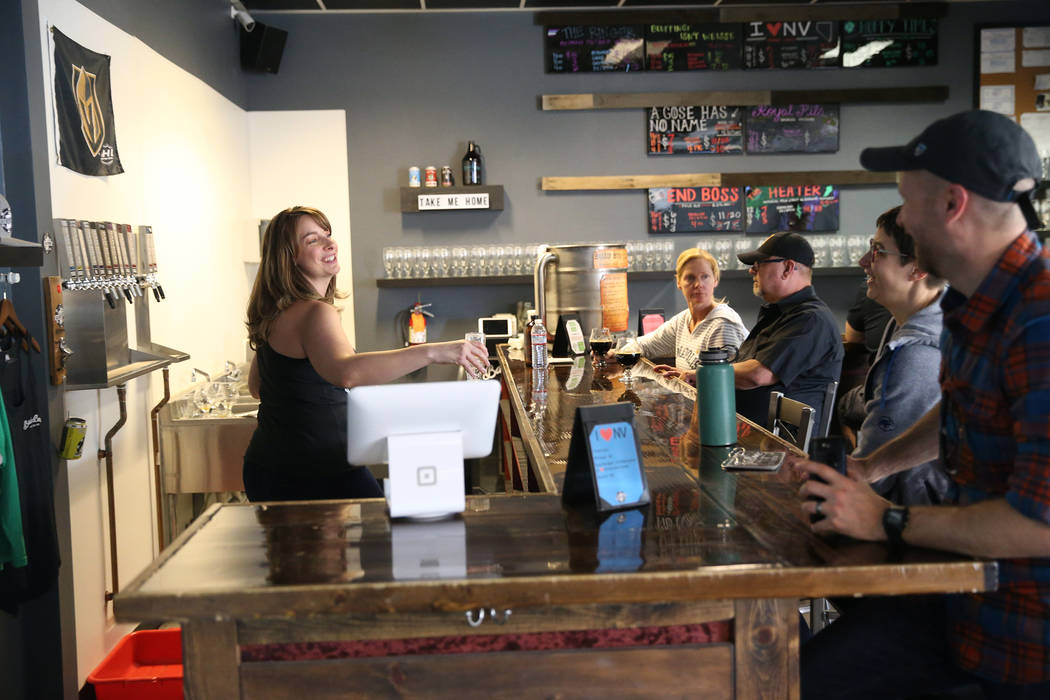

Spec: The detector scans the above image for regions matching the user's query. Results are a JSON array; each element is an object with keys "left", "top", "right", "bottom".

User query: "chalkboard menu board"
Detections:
[
  {"left": 745, "top": 185, "right": 840, "bottom": 233},
  {"left": 648, "top": 106, "right": 745, "bottom": 155},
  {"left": 743, "top": 20, "right": 841, "bottom": 70},
  {"left": 546, "top": 25, "right": 645, "bottom": 73},
  {"left": 746, "top": 104, "right": 839, "bottom": 153},
  {"left": 645, "top": 23, "right": 743, "bottom": 71},
  {"left": 648, "top": 187, "right": 744, "bottom": 233},
  {"left": 841, "top": 19, "right": 938, "bottom": 67}
]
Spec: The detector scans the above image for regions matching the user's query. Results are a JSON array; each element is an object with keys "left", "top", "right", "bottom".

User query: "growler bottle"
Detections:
[{"left": 462, "top": 141, "right": 483, "bottom": 186}]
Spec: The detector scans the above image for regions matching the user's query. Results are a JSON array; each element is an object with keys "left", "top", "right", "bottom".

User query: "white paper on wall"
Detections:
[
  {"left": 980, "top": 85, "right": 1015, "bottom": 116},
  {"left": 1023, "top": 50, "right": 1050, "bottom": 68},
  {"left": 1022, "top": 26, "right": 1050, "bottom": 49},
  {"left": 981, "top": 28, "right": 1016, "bottom": 53},
  {"left": 1020, "top": 112, "right": 1050, "bottom": 155},
  {"left": 982, "top": 51, "right": 1015, "bottom": 73}
]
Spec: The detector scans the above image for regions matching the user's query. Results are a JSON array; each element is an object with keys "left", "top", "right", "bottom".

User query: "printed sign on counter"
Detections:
[
  {"left": 745, "top": 185, "right": 840, "bottom": 233},
  {"left": 746, "top": 104, "right": 840, "bottom": 153},
  {"left": 648, "top": 187, "right": 743, "bottom": 233},
  {"left": 645, "top": 23, "right": 742, "bottom": 71},
  {"left": 647, "top": 106, "right": 744, "bottom": 155},
  {"left": 546, "top": 25, "right": 644, "bottom": 73},
  {"left": 563, "top": 403, "right": 650, "bottom": 513}
]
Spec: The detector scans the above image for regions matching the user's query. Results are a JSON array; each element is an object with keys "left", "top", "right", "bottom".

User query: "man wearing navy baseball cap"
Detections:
[
  {"left": 730, "top": 232, "right": 842, "bottom": 428},
  {"left": 798, "top": 110, "right": 1050, "bottom": 699}
]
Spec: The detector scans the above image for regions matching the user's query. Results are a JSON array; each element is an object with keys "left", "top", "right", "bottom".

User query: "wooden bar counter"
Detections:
[{"left": 115, "top": 347, "right": 996, "bottom": 699}]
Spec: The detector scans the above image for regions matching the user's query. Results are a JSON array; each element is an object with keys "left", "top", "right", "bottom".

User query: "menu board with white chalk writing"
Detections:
[
  {"left": 841, "top": 18, "right": 938, "bottom": 68},
  {"left": 546, "top": 25, "right": 645, "bottom": 73},
  {"left": 745, "top": 104, "right": 839, "bottom": 153},
  {"left": 743, "top": 20, "right": 841, "bottom": 69},
  {"left": 745, "top": 185, "right": 840, "bottom": 232},
  {"left": 648, "top": 106, "right": 745, "bottom": 155},
  {"left": 648, "top": 187, "right": 744, "bottom": 233}
]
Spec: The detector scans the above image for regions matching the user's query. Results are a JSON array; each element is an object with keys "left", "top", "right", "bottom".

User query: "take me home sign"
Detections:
[{"left": 417, "top": 193, "right": 490, "bottom": 210}]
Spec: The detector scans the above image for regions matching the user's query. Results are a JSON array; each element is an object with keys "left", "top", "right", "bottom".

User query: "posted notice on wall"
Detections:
[
  {"left": 417, "top": 193, "right": 490, "bottom": 210},
  {"left": 980, "top": 85, "right": 1016, "bottom": 116}
]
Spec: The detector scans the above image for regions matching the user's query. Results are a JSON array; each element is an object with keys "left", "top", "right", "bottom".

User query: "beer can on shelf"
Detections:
[
  {"left": 440, "top": 166, "right": 455, "bottom": 187},
  {"left": 408, "top": 166, "right": 421, "bottom": 188},
  {"left": 424, "top": 166, "right": 438, "bottom": 188},
  {"left": 59, "top": 417, "right": 87, "bottom": 460}
]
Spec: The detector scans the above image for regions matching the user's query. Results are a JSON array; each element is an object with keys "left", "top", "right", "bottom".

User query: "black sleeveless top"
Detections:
[{"left": 244, "top": 343, "right": 350, "bottom": 475}]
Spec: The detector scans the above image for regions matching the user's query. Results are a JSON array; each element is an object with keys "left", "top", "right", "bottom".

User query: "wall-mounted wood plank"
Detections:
[
  {"left": 541, "top": 170, "right": 895, "bottom": 192},
  {"left": 542, "top": 86, "right": 948, "bottom": 111}
]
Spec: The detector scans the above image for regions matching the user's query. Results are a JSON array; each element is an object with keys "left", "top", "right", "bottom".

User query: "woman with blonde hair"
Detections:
[
  {"left": 639, "top": 247, "right": 748, "bottom": 382},
  {"left": 243, "top": 206, "right": 490, "bottom": 502}
]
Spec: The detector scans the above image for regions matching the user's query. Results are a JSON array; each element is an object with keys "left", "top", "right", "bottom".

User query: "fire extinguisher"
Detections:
[{"left": 398, "top": 300, "right": 434, "bottom": 346}]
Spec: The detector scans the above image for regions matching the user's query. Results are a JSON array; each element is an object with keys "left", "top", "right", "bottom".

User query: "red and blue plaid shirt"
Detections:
[{"left": 940, "top": 229, "right": 1050, "bottom": 684}]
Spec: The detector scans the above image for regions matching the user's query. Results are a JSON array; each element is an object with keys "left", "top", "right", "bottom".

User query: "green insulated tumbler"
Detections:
[{"left": 697, "top": 347, "right": 737, "bottom": 446}]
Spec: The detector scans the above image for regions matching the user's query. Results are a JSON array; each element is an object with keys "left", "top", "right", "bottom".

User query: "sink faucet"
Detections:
[{"left": 191, "top": 368, "right": 211, "bottom": 382}]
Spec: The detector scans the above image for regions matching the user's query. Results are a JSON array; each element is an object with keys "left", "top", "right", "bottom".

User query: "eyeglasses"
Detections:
[
  {"left": 749, "top": 257, "right": 786, "bottom": 271},
  {"left": 867, "top": 239, "right": 912, "bottom": 261}
]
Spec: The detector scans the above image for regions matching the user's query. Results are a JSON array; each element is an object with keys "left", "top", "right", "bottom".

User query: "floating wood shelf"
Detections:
[
  {"left": 542, "top": 86, "right": 948, "bottom": 111},
  {"left": 377, "top": 267, "right": 861, "bottom": 288},
  {"left": 541, "top": 170, "right": 896, "bottom": 192},
  {"left": 400, "top": 185, "right": 504, "bottom": 213}
]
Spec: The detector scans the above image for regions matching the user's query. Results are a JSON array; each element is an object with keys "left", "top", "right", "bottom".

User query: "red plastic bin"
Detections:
[{"left": 88, "top": 628, "right": 183, "bottom": 700}]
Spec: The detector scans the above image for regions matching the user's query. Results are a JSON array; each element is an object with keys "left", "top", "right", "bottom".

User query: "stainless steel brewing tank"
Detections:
[{"left": 534, "top": 243, "right": 630, "bottom": 336}]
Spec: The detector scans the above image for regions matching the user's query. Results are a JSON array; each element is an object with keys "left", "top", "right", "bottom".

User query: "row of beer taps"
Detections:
[{"left": 56, "top": 219, "right": 166, "bottom": 307}]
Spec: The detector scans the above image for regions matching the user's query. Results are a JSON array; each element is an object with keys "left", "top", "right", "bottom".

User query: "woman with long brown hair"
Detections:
[{"left": 243, "top": 206, "right": 490, "bottom": 501}]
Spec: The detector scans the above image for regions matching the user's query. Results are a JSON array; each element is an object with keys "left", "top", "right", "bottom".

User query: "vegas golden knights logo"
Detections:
[{"left": 71, "top": 64, "right": 104, "bottom": 158}]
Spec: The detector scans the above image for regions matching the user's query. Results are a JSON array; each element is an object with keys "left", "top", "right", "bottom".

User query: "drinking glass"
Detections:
[
  {"left": 464, "top": 331, "right": 487, "bottom": 379},
  {"left": 401, "top": 247, "right": 417, "bottom": 278},
  {"left": 435, "top": 247, "right": 451, "bottom": 277},
  {"left": 847, "top": 235, "right": 869, "bottom": 265},
  {"left": 417, "top": 247, "right": 432, "bottom": 278},
  {"left": 451, "top": 247, "right": 467, "bottom": 276},
  {"left": 490, "top": 245, "right": 506, "bottom": 275},
  {"left": 615, "top": 332, "right": 642, "bottom": 384},
  {"left": 382, "top": 247, "right": 396, "bottom": 278},
  {"left": 193, "top": 385, "right": 213, "bottom": 417},
  {"left": 643, "top": 241, "right": 657, "bottom": 270},
  {"left": 510, "top": 245, "right": 525, "bottom": 275},
  {"left": 626, "top": 241, "right": 638, "bottom": 271},
  {"left": 661, "top": 240, "right": 675, "bottom": 270},
  {"left": 471, "top": 245, "right": 487, "bottom": 276},
  {"left": 828, "top": 236, "right": 848, "bottom": 268},
  {"left": 590, "top": 327, "right": 613, "bottom": 367},
  {"left": 808, "top": 236, "right": 828, "bottom": 268},
  {"left": 712, "top": 239, "right": 732, "bottom": 271}
]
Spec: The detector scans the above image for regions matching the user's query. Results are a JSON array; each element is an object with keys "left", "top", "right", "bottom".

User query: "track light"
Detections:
[{"left": 230, "top": 1, "right": 255, "bottom": 33}]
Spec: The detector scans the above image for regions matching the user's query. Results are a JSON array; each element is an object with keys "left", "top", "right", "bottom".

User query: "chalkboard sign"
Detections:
[
  {"left": 743, "top": 20, "right": 841, "bottom": 70},
  {"left": 745, "top": 104, "right": 839, "bottom": 153},
  {"left": 645, "top": 23, "right": 742, "bottom": 71},
  {"left": 842, "top": 18, "right": 938, "bottom": 68},
  {"left": 648, "top": 187, "right": 744, "bottom": 233},
  {"left": 546, "top": 25, "right": 645, "bottom": 73},
  {"left": 648, "top": 106, "right": 745, "bottom": 155},
  {"left": 745, "top": 185, "right": 840, "bottom": 233}
]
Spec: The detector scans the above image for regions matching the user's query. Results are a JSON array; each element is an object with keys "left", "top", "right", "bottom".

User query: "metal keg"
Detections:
[{"left": 533, "top": 243, "right": 629, "bottom": 336}]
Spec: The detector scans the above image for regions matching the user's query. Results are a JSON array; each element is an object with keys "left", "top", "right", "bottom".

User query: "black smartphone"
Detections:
[{"left": 807, "top": 436, "right": 848, "bottom": 523}]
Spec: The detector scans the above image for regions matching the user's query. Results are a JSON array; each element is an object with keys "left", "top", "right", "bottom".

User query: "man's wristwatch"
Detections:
[{"left": 882, "top": 505, "right": 910, "bottom": 548}]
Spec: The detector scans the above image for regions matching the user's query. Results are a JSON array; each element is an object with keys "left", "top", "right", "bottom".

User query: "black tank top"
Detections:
[{"left": 244, "top": 344, "right": 350, "bottom": 475}]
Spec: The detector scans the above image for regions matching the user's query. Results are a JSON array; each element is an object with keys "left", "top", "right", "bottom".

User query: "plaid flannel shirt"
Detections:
[{"left": 939, "top": 229, "right": 1050, "bottom": 683}]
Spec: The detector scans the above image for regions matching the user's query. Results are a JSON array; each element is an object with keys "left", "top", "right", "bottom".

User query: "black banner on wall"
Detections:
[
  {"left": 745, "top": 104, "right": 840, "bottom": 153},
  {"left": 647, "top": 106, "right": 744, "bottom": 155},
  {"left": 546, "top": 25, "right": 645, "bottom": 73},
  {"left": 52, "top": 27, "right": 124, "bottom": 176},
  {"left": 743, "top": 20, "right": 840, "bottom": 70},
  {"left": 841, "top": 18, "right": 938, "bottom": 67},
  {"left": 648, "top": 187, "right": 744, "bottom": 233},
  {"left": 645, "top": 23, "right": 742, "bottom": 71},
  {"left": 745, "top": 185, "right": 839, "bottom": 233}
]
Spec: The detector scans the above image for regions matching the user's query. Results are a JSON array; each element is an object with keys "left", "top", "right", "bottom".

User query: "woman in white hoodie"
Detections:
[{"left": 637, "top": 247, "right": 748, "bottom": 379}]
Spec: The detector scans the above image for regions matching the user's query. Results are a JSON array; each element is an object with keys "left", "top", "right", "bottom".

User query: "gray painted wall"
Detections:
[{"left": 241, "top": 1, "right": 1050, "bottom": 351}]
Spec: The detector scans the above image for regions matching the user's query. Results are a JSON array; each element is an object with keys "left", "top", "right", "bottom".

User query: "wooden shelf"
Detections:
[
  {"left": 376, "top": 267, "right": 860, "bottom": 288},
  {"left": 541, "top": 86, "right": 948, "bottom": 111},
  {"left": 400, "top": 185, "right": 504, "bottom": 213},
  {"left": 542, "top": 170, "right": 895, "bottom": 192}
]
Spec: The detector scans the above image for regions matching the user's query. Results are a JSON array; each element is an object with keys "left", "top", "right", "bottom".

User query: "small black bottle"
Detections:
[{"left": 462, "top": 141, "right": 483, "bottom": 186}]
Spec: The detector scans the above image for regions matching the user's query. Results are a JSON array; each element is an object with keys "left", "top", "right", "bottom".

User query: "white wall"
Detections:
[
  {"left": 246, "top": 110, "right": 354, "bottom": 345},
  {"left": 35, "top": 1, "right": 351, "bottom": 687}
]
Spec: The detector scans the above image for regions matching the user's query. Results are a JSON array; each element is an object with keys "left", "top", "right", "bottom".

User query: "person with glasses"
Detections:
[
  {"left": 797, "top": 111, "right": 1050, "bottom": 699},
  {"left": 731, "top": 232, "right": 843, "bottom": 427},
  {"left": 837, "top": 205, "right": 952, "bottom": 507}
]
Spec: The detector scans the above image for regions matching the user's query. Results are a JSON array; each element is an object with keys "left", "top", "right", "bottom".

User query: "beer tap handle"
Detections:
[
  {"left": 105, "top": 291, "right": 116, "bottom": 309},
  {"left": 156, "top": 283, "right": 165, "bottom": 300},
  {"left": 123, "top": 288, "right": 133, "bottom": 303}
]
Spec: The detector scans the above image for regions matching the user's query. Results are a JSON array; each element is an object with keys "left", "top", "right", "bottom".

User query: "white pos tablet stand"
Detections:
[{"left": 346, "top": 379, "right": 501, "bottom": 519}]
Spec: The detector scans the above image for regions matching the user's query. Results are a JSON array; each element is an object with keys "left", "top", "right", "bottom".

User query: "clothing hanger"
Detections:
[{"left": 0, "top": 285, "right": 41, "bottom": 353}]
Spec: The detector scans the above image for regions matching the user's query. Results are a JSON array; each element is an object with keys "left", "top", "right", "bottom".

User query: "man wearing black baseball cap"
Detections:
[
  {"left": 732, "top": 232, "right": 842, "bottom": 428},
  {"left": 798, "top": 110, "right": 1050, "bottom": 699}
]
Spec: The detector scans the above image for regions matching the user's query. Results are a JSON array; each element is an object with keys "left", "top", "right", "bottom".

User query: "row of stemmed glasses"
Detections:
[{"left": 705, "top": 235, "right": 871, "bottom": 271}]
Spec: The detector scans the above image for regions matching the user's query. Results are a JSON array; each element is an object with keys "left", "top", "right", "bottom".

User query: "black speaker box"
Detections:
[{"left": 240, "top": 22, "right": 287, "bottom": 74}]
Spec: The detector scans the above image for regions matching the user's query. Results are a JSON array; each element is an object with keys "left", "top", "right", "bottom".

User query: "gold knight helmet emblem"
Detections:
[{"left": 71, "top": 64, "right": 105, "bottom": 157}]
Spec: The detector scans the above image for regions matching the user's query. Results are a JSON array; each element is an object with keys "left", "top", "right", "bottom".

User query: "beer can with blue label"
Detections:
[{"left": 60, "top": 417, "right": 86, "bottom": 459}]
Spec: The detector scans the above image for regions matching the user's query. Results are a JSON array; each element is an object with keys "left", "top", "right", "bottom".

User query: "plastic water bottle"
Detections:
[{"left": 530, "top": 316, "right": 548, "bottom": 369}]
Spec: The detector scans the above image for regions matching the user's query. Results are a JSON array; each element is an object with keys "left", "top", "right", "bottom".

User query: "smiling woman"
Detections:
[{"left": 241, "top": 206, "right": 492, "bottom": 502}]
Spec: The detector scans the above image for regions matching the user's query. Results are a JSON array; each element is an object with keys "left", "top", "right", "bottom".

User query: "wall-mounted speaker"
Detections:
[{"left": 240, "top": 22, "right": 287, "bottom": 74}]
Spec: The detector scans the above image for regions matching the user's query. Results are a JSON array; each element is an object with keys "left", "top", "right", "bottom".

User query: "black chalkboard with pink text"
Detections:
[
  {"left": 746, "top": 104, "right": 840, "bottom": 153},
  {"left": 648, "top": 187, "right": 744, "bottom": 233}
]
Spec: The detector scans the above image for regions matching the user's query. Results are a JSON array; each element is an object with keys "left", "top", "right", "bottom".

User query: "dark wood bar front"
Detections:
[{"left": 114, "top": 348, "right": 996, "bottom": 699}]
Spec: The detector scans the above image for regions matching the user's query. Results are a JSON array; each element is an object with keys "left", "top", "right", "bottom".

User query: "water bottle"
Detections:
[
  {"left": 696, "top": 347, "right": 736, "bottom": 446},
  {"left": 530, "top": 316, "right": 548, "bottom": 369}
]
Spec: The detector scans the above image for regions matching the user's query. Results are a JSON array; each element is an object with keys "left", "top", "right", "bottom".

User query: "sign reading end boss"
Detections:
[{"left": 417, "top": 193, "right": 490, "bottom": 211}]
